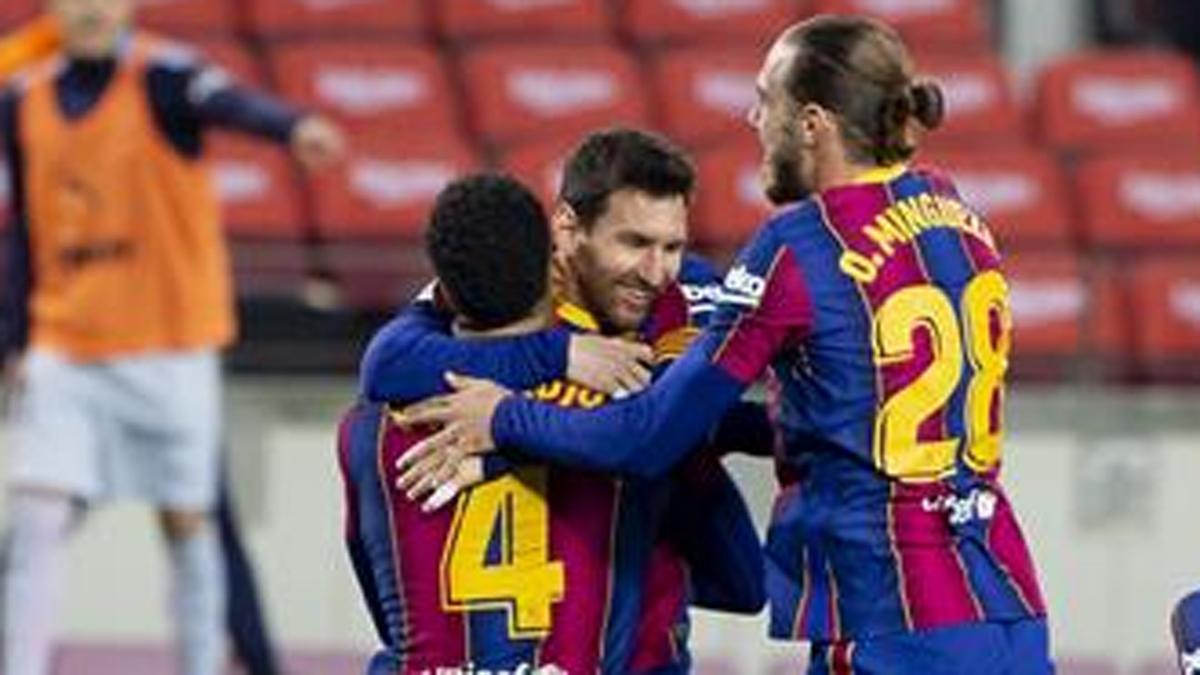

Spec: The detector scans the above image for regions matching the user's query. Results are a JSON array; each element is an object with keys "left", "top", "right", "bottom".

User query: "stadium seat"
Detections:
[
  {"left": 195, "top": 40, "right": 265, "bottom": 87},
  {"left": 1035, "top": 50, "right": 1200, "bottom": 153},
  {"left": 651, "top": 46, "right": 758, "bottom": 146},
  {"left": 0, "top": 0, "right": 40, "bottom": 31},
  {"left": 269, "top": 43, "right": 457, "bottom": 139},
  {"left": 323, "top": 239, "right": 432, "bottom": 310},
  {"left": 1129, "top": 257, "right": 1200, "bottom": 373},
  {"left": 137, "top": 0, "right": 237, "bottom": 36},
  {"left": 1004, "top": 252, "right": 1126, "bottom": 374},
  {"left": 434, "top": 0, "right": 610, "bottom": 41},
  {"left": 245, "top": 0, "right": 427, "bottom": 39},
  {"left": 498, "top": 134, "right": 581, "bottom": 211},
  {"left": 310, "top": 132, "right": 481, "bottom": 240},
  {"left": 810, "top": 0, "right": 990, "bottom": 51},
  {"left": 916, "top": 52, "right": 1024, "bottom": 148},
  {"left": 460, "top": 44, "right": 647, "bottom": 148},
  {"left": 619, "top": 0, "right": 798, "bottom": 44},
  {"left": 1073, "top": 151, "right": 1200, "bottom": 248},
  {"left": 923, "top": 147, "right": 1074, "bottom": 248},
  {"left": 208, "top": 135, "right": 305, "bottom": 240},
  {"left": 692, "top": 140, "right": 773, "bottom": 248}
]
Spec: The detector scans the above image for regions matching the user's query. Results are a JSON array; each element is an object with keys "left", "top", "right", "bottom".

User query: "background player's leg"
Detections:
[
  {"left": 3, "top": 489, "right": 83, "bottom": 675},
  {"left": 1173, "top": 590, "right": 1200, "bottom": 674},
  {"left": 217, "top": 466, "right": 282, "bottom": 675},
  {"left": 161, "top": 509, "right": 226, "bottom": 675}
]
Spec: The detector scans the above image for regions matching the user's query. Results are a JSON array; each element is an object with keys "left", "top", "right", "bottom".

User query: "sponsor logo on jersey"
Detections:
[{"left": 719, "top": 265, "right": 767, "bottom": 308}]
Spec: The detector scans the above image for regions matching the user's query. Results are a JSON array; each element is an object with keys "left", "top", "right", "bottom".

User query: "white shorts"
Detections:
[{"left": 7, "top": 348, "right": 223, "bottom": 510}]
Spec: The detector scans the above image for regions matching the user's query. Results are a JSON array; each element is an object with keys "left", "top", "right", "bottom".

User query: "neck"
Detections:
[{"left": 453, "top": 295, "right": 553, "bottom": 338}]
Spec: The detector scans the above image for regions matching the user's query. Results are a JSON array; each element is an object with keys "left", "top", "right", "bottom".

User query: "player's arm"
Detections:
[
  {"left": 0, "top": 88, "right": 31, "bottom": 370},
  {"left": 709, "top": 400, "right": 776, "bottom": 458},
  {"left": 0, "top": 15, "right": 60, "bottom": 79},
  {"left": 668, "top": 455, "right": 765, "bottom": 614},
  {"left": 359, "top": 298, "right": 573, "bottom": 403},
  {"left": 151, "top": 50, "right": 342, "bottom": 168},
  {"left": 399, "top": 223, "right": 813, "bottom": 481}
]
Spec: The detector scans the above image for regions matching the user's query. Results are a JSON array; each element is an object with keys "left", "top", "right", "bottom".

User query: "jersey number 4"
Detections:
[
  {"left": 872, "top": 270, "right": 1010, "bottom": 481},
  {"left": 441, "top": 467, "right": 565, "bottom": 638}
]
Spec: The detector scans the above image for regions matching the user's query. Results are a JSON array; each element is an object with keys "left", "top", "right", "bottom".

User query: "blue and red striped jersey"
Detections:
[{"left": 492, "top": 165, "right": 1047, "bottom": 641}]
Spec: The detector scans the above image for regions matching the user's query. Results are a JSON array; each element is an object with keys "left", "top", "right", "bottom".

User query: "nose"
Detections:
[{"left": 637, "top": 248, "right": 672, "bottom": 290}]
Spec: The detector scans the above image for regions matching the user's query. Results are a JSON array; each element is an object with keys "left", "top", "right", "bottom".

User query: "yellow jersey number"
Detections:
[
  {"left": 440, "top": 467, "right": 565, "bottom": 639},
  {"left": 871, "top": 270, "right": 1011, "bottom": 481}
]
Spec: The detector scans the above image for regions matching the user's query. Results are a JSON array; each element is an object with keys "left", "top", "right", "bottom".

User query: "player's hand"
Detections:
[
  {"left": 415, "top": 456, "right": 485, "bottom": 513},
  {"left": 568, "top": 334, "right": 653, "bottom": 396},
  {"left": 393, "top": 373, "right": 509, "bottom": 496},
  {"left": 290, "top": 114, "right": 346, "bottom": 171}
]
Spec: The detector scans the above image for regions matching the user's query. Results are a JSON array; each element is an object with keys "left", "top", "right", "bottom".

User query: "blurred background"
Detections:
[{"left": 1, "top": 0, "right": 1199, "bottom": 673}]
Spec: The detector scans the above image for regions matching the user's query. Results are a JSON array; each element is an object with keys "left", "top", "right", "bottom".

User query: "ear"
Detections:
[
  {"left": 798, "top": 102, "right": 834, "bottom": 146},
  {"left": 551, "top": 201, "right": 582, "bottom": 253}
]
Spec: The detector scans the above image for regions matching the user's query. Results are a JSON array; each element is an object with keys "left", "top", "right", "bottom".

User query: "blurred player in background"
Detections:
[
  {"left": 1173, "top": 590, "right": 1200, "bottom": 674},
  {"left": 0, "top": 12, "right": 292, "bottom": 675},
  {"left": 0, "top": 1, "right": 343, "bottom": 674},
  {"left": 395, "top": 15, "right": 1054, "bottom": 675}
]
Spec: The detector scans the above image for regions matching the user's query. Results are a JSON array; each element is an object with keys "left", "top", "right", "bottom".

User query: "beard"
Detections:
[
  {"left": 570, "top": 245, "right": 655, "bottom": 334},
  {"left": 762, "top": 124, "right": 811, "bottom": 206}
]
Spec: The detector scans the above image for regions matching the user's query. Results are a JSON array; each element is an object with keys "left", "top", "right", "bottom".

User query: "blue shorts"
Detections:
[{"left": 807, "top": 619, "right": 1054, "bottom": 675}]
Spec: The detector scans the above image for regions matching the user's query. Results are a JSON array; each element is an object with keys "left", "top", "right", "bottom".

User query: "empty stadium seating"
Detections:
[
  {"left": 245, "top": 0, "right": 427, "bottom": 39},
  {"left": 460, "top": 43, "right": 647, "bottom": 148},
  {"left": 209, "top": 135, "right": 305, "bottom": 240},
  {"left": 692, "top": 140, "right": 773, "bottom": 248},
  {"left": 1036, "top": 50, "right": 1200, "bottom": 153},
  {"left": 310, "top": 132, "right": 480, "bottom": 240},
  {"left": 499, "top": 134, "right": 580, "bottom": 210},
  {"left": 0, "top": 0, "right": 38, "bottom": 31},
  {"left": 926, "top": 147, "right": 1074, "bottom": 248},
  {"left": 650, "top": 46, "right": 759, "bottom": 146},
  {"left": 269, "top": 42, "right": 458, "bottom": 139},
  {"left": 195, "top": 40, "right": 265, "bottom": 86},
  {"left": 433, "top": 0, "right": 611, "bottom": 42},
  {"left": 1129, "top": 257, "right": 1200, "bottom": 376},
  {"left": 812, "top": 0, "right": 990, "bottom": 51},
  {"left": 916, "top": 51, "right": 1025, "bottom": 148},
  {"left": 1073, "top": 151, "right": 1200, "bottom": 248},
  {"left": 619, "top": 0, "right": 798, "bottom": 45},
  {"left": 137, "top": 0, "right": 237, "bottom": 37}
]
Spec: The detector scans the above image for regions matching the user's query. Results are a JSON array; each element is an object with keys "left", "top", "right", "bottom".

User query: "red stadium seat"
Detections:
[
  {"left": 810, "top": 0, "right": 990, "bottom": 51},
  {"left": 245, "top": 0, "right": 427, "bottom": 39},
  {"left": 651, "top": 46, "right": 758, "bottom": 146},
  {"left": 916, "top": 52, "right": 1023, "bottom": 147},
  {"left": 310, "top": 133, "right": 481, "bottom": 239},
  {"left": 1035, "top": 50, "right": 1200, "bottom": 153},
  {"left": 923, "top": 147, "right": 1074, "bottom": 248},
  {"left": 1004, "top": 252, "right": 1126, "bottom": 372},
  {"left": 619, "top": 0, "right": 798, "bottom": 44},
  {"left": 460, "top": 44, "right": 647, "bottom": 148},
  {"left": 0, "top": 0, "right": 41, "bottom": 31},
  {"left": 499, "top": 134, "right": 580, "bottom": 211},
  {"left": 195, "top": 41, "right": 265, "bottom": 87},
  {"left": 323, "top": 240, "right": 432, "bottom": 310},
  {"left": 269, "top": 43, "right": 457, "bottom": 139},
  {"left": 208, "top": 135, "right": 305, "bottom": 240},
  {"left": 138, "top": 0, "right": 236, "bottom": 36},
  {"left": 692, "top": 140, "right": 772, "bottom": 248},
  {"left": 1074, "top": 151, "right": 1200, "bottom": 248},
  {"left": 1129, "top": 257, "right": 1200, "bottom": 371},
  {"left": 434, "top": 0, "right": 610, "bottom": 41}
]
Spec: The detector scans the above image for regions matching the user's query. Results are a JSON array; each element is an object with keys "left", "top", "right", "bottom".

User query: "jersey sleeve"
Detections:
[
  {"left": 492, "top": 220, "right": 814, "bottom": 478},
  {"left": 358, "top": 299, "right": 572, "bottom": 403},
  {"left": 0, "top": 87, "right": 30, "bottom": 359}
]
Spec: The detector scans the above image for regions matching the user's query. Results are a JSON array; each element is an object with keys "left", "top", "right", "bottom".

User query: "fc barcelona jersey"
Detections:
[{"left": 491, "top": 165, "right": 1048, "bottom": 642}]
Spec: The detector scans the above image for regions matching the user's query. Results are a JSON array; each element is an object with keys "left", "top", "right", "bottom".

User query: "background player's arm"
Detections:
[
  {"left": 488, "top": 228, "right": 813, "bottom": 479},
  {"left": 0, "top": 89, "right": 31, "bottom": 383}
]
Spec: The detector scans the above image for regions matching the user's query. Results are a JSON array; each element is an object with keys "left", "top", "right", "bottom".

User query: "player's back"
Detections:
[
  {"left": 338, "top": 393, "right": 666, "bottom": 674},
  {"left": 754, "top": 164, "right": 1046, "bottom": 641}
]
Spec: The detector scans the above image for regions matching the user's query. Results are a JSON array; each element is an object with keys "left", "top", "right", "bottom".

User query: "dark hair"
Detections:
[
  {"left": 781, "top": 15, "right": 944, "bottom": 165},
  {"left": 558, "top": 127, "right": 695, "bottom": 228},
  {"left": 425, "top": 173, "right": 550, "bottom": 330}
]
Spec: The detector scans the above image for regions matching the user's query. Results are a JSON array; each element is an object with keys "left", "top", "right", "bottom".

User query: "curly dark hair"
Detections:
[{"left": 425, "top": 172, "right": 550, "bottom": 330}]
